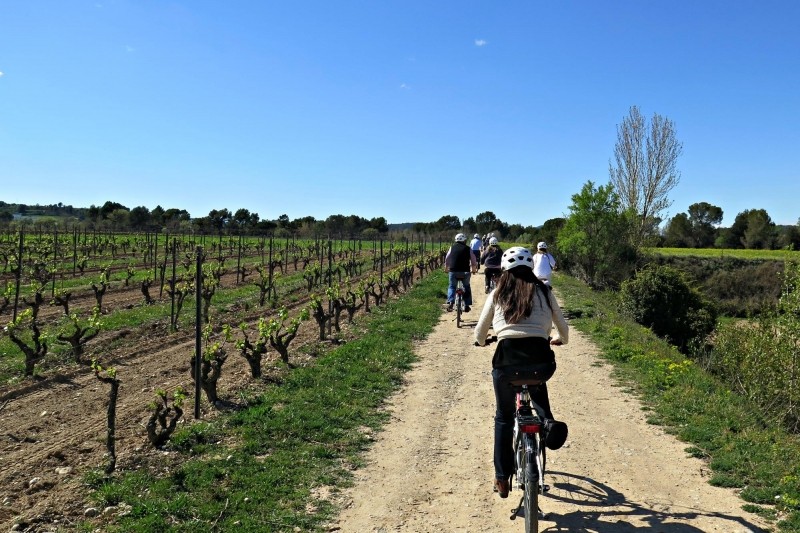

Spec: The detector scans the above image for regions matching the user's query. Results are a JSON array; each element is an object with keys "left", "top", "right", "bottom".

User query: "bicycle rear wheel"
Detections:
[
  {"left": 523, "top": 434, "right": 539, "bottom": 533},
  {"left": 455, "top": 293, "right": 462, "bottom": 327}
]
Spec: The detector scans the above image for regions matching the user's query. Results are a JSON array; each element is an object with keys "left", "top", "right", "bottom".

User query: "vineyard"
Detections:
[{"left": 0, "top": 229, "right": 446, "bottom": 530}]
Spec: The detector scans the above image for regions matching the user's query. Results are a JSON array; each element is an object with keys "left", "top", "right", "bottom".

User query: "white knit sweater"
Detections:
[{"left": 474, "top": 288, "right": 569, "bottom": 346}]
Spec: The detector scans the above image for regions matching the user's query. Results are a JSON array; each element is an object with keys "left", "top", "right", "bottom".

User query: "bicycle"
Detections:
[
  {"left": 454, "top": 274, "right": 466, "bottom": 328},
  {"left": 508, "top": 375, "right": 550, "bottom": 532},
  {"left": 487, "top": 272, "right": 498, "bottom": 293}
]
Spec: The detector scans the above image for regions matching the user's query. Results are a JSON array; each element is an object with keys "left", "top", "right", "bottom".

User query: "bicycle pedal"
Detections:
[{"left": 542, "top": 484, "right": 550, "bottom": 493}]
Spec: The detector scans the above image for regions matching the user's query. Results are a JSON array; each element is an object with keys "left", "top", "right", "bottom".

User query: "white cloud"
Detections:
[
  {"left": 475, "top": 39, "right": 487, "bottom": 47},
  {"left": 0, "top": 71, "right": 4, "bottom": 77},
  {"left": 400, "top": 83, "right": 410, "bottom": 90}
]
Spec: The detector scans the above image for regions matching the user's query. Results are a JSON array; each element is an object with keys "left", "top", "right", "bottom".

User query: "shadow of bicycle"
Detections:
[{"left": 525, "top": 470, "right": 767, "bottom": 532}]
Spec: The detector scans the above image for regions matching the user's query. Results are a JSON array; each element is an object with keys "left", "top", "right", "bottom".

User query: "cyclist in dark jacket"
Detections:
[
  {"left": 444, "top": 233, "right": 478, "bottom": 312},
  {"left": 480, "top": 236, "right": 503, "bottom": 293}
]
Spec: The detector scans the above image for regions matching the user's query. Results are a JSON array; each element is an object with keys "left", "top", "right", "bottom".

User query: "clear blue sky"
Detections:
[{"left": 1, "top": 1, "right": 798, "bottom": 228}]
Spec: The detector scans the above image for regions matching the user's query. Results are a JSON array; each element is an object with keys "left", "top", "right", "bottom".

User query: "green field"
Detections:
[{"left": 648, "top": 247, "right": 799, "bottom": 261}]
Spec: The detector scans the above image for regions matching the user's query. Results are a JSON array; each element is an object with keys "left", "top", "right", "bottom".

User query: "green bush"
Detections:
[
  {"left": 619, "top": 265, "right": 717, "bottom": 352},
  {"left": 646, "top": 255, "right": 784, "bottom": 317},
  {"left": 708, "top": 261, "right": 800, "bottom": 432}
]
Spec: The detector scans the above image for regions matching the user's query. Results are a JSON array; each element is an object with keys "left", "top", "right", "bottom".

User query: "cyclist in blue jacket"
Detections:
[
  {"left": 469, "top": 233, "right": 483, "bottom": 267},
  {"left": 474, "top": 246, "right": 569, "bottom": 498}
]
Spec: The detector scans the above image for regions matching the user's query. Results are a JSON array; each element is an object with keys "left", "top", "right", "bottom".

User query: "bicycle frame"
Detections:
[
  {"left": 455, "top": 277, "right": 465, "bottom": 327},
  {"left": 511, "top": 382, "right": 547, "bottom": 531}
]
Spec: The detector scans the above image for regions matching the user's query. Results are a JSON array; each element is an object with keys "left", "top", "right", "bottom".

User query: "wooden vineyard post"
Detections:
[{"left": 194, "top": 246, "right": 203, "bottom": 419}]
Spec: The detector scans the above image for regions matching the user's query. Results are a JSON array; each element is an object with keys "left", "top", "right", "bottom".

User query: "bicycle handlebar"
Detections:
[{"left": 474, "top": 336, "right": 563, "bottom": 347}]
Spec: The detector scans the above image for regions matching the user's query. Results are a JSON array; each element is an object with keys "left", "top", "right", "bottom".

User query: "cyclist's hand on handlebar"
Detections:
[{"left": 475, "top": 335, "right": 497, "bottom": 347}]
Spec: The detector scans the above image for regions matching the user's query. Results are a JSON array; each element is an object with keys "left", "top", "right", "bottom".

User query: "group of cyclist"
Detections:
[
  {"left": 444, "top": 232, "right": 568, "bottom": 501},
  {"left": 445, "top": 234, "right": 558, "bottom": 305}
]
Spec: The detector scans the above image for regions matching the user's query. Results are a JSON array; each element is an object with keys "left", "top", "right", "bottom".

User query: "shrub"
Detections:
[
  {"left": 619, "top": 265, "right": 717, "bottom": 352},
  {"left": 646, "top": 255, "right": 784, "bottom": 317},
  {"left": 708, "top": 261, "right": 800, "bottom": 432}
]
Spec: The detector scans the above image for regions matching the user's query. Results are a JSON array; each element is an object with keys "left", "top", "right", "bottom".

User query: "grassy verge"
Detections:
[
  {"left": 79, "top": 271, "right": 447, "bottom": 532},
  {"left": 647, "top": 247, "right": 799, "bottom": 261},
  {"left": 554, "top": 272, "right": 800, "bottom": 531}
]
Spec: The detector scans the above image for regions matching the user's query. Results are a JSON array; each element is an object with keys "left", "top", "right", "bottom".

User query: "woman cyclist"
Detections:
[
  {"left": 480, "top": 236, "right": 503, "bottom": 293},
  {"left": 473, "top": 246, "right": 569, "bottom": 498}
]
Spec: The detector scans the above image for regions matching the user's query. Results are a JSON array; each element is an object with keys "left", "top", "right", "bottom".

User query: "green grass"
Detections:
[
  {"left": 78, "top": 271, "right": 447, "bottom": 532},
  {"left": 648, "top": 247, "right": 799, "bottom": 261},
  {"left": 554, "top": 272, "right": 800, "bottom": 531}
]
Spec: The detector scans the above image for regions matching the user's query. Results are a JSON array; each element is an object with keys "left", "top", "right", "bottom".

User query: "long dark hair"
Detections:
[{"left": 494, "top": 267, "right": 552, "bottom": 324}]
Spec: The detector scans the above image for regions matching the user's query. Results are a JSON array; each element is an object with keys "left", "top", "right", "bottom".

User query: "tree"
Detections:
[
  {"left": 100, "top": 201, "right": 128, "bottom": 220},
  {"left": 462, "top": 217, "right": 477, "bottom": 236},
  {"left": 743, "top": 209, "right": 776, "bottom": 249},
  {"left": 207, "top": 209, "right": 231, "bottom": 233},
  {"left": 663, "top": 213, "right": 693, "bottom": 247},
  {"left": 369, "top": 217, "right": 389, "bottom": 233},
  {"left": 777, "top": 225, "right": 800, "bottom": 250},
  {"left": 475, "top": 211, "right": 500, "bottom": 236},
  {"left": 435, "top": 215, "right": 461, "bottom": 232},
  {"left": 538, "top": 218, "right": 566, "bottom": 249},
  {"left": 716, "top": 210, "right": 750, "bottom": 248},
  {"left": 687, "top": 202, "right": 723, "bottom": 247},
  {"left": 233, "top": 208, "right": 259, "bottom": 230},
  {"left": 129, "top": 206, "right": 152, "bottom": 230},
  {"left": 557, "top": 181, "right": 637, "bottom": 289},
  {"left": 107, "top": 208, "right": 130, "bottom": 230},
  {"left": 150, "top": 205, "right": 165, "bottom": 226},
  {"left": 609, "top": 105, "right": 682, "bottom": 248}
]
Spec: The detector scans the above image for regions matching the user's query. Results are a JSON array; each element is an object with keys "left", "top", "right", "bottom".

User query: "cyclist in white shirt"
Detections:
[{"left": 532, "top": 241, "right": 556, "bottom": 285}]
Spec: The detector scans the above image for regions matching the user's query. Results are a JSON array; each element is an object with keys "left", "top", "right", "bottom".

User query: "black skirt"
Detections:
[{"left": 492, "top": 336, "right": 555, "bottom": 369}]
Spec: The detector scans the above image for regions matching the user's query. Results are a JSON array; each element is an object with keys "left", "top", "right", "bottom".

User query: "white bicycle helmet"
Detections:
[
  {"left": 537, "top": 241, "right": 548, "bottom": 250},
  {"left": 454, "top": 233, "right": 467, "bottom": 242},
  {"left": 489, "top": 237, "right": 498, "bottom": 246},
  {"left": 474, "top": 233, "right": 480, "bottom": 239},
  {"left": 501, "top": 246, "right": 534, "bottom": 271}
]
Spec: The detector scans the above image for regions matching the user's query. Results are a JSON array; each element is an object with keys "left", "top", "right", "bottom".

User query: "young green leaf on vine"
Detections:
[
  {"left": 192, "top": 323, "right": 232, "bottom": 406},
  {"left": 146, "top": 387, "right": 186, "bottom": 448},
  {"left": 264, "top": 306, "right": 310, "bottom": 366}
]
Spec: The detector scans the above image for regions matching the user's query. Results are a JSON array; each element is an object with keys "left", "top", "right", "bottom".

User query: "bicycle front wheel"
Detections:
[
  {"left": 456, "top": 294, "right": 462, "bottom": 328},
  {"left": 523, "top": 435, "right": 539, "bottom": 533}
]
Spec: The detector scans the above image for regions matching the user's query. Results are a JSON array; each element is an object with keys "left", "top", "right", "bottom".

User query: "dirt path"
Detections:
[{"left": 332, "top": 280, "right": 770, "bottom": 532}]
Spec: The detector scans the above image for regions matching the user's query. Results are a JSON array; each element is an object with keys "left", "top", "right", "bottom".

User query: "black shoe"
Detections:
[
  {"left": 464, "top": 306, "right": 471, "bottom": 313},
  {"left": 485, "top": 287, "right": 490, "bottom": 294},
  {"left": 446, "top": 303, "right": 454, "bottom": 312}
]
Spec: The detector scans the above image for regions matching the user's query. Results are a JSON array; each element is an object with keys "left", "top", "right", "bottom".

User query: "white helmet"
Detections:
[
  {"left": 501, "top": 246, "right": 534, "bottom": 271},
  {"left": 537, "top": 241, "right": 548, "bottom": 250},
  {"left": 474, "top": 233, "right": 480, "bottom": 239},
  {"left": 489, "top": 237, "right": 498, "bottom": 246},
  {"left": 454, "top": 233, "right": 467, "bottom": 242}
]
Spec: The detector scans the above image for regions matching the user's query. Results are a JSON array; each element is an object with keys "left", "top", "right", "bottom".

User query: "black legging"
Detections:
[
  {"left": 491, "top": 362, "right": 556, "bottom": 480},
  {"left": 484, "top": 267, "right": 501, "bottom": 288}
]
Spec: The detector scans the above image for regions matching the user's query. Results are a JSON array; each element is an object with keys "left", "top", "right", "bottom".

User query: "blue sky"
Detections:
[{"left": 1, "top": 1, "right": 798, "bottom": 228}]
